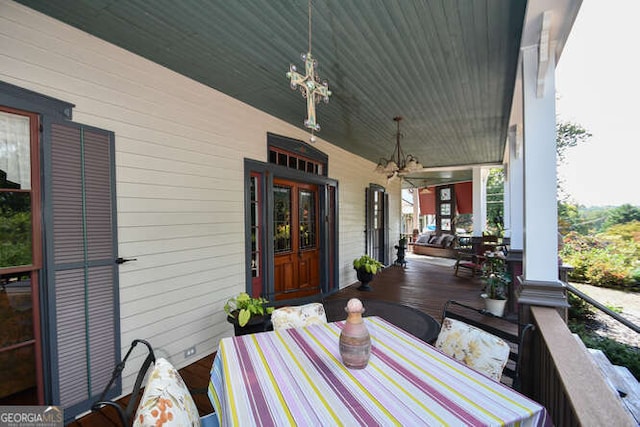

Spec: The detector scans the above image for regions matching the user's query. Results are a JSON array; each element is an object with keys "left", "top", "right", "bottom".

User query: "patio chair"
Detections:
[
  {"left": 92, "top": 339, "right": 218, "bottom": 427},
  {"left": 453, "top": 249, "right": 485, "bottom": 277},
  {"left": 439, "top": 300, "right": 534, "bottom": 389}
]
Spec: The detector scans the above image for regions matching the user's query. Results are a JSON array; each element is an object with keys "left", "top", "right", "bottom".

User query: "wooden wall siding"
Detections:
[{"left": 0, "top": 0, "right": 396, "bottom": 394}]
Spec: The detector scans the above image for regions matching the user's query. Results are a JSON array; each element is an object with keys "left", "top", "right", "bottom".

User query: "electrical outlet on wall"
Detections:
[{"left": 184, "top": 346, "right": 196, "bottom": 358}]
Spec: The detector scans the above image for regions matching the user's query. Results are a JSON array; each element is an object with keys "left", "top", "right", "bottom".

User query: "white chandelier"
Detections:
[
  {"left": 286, "top": 0, "right": 331, "bottom": 139},
  {"left": 375, "top": 116, "right": 423, "bottom": 179}
]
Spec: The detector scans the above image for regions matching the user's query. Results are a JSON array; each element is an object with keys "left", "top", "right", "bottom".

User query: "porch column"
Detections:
[
  {"left": 412, "top": 188, "right": 420, "bottom": 235},
  {"left": 471, "top": 166, "right": 488, "bottom": 237},
  {"left": 505, "top": 125, "right": 524, "bottom": 313},
  {"left": 505, "top": 125, "right": 524, "bottom": 251},
  {"left": 518, "top": 44, "right": 568, "bottom": 312}
]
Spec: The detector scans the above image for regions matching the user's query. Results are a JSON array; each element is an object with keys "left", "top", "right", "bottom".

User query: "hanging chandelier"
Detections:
[
  {"left": 375, "top": 116, "right": 423, "bottom": 179},
  {"left": 286, "top": 0, "right": 331, "bottom": 141}
]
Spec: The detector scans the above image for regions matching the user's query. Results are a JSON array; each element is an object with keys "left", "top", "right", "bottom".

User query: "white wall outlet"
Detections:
[{"left": 184, "top": 346, "right": 196, "bottom": 358}]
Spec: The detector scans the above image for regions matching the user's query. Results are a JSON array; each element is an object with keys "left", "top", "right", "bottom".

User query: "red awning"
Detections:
[
  {"left": 454, "top": 182, "right": 473, "bottom": 214},
  {"left": 418, "top": 187, "right": 436, "bottom": 215}
]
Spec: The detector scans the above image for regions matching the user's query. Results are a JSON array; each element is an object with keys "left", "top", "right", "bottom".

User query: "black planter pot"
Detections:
[
  {"left": 226, "top": 313, "right": 272, "bottom": 336},
  {"left": 356, "top": 268, "right": 375, "bottom": 291}
]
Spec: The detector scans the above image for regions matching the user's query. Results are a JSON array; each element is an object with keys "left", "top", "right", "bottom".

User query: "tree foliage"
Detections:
[
  {"left": 556, "top": 121, "right": 592, "bottom": 163},
  {"left": 486, "top": 168, "right": 504, "bottom": 235},
  {"left": 603, "top": 204, "right": 640, "bottom": 229}
]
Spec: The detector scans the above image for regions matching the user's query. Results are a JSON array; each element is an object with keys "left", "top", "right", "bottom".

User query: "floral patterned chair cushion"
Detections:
[
  {"left": 133, "top": 357, "right": 200, "bottom": 427},
  {"left": 435, "top": 317, "right": 510, "bottom": 381},
  {"left": 271, "top": 302, "right": 328, "bottom": 330}
]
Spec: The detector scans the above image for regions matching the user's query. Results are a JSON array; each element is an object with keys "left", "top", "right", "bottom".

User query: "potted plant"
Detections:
[
  {"left": 224, "top": 292, "right": 274, "bottom": 336},
  {"left": 481, "top": 250, "right": 510, "bottom": 316},
  {"left": 353, "top": 255, "right": 384, "bottom": 291}
]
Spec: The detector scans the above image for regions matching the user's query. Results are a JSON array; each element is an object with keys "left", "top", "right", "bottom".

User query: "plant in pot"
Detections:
[
  {"left": 224, "top": 292, "right": 274, "bottom": 336},
  {"left": 481, "top": 251, "right": 510, "bottom": 317},
  {"left": 353, "top": 255, "right": 384, "bottom": 291}
]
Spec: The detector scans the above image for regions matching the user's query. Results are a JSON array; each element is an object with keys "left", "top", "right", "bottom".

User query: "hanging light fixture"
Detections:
[
  {"left": 286, "top": 0, "right": 331, "bottom": 142},
  {"left": 375, "top": 116, "right": 423, "bottom": 179}
]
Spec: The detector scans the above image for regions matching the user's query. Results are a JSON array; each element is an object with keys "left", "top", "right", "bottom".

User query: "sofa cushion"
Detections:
[
  {"left": 415, "top": 234, "right": 431, "bottom": 244},
  {"left": 432, "top": 234, "right": 447, "bottom": 246},
  {"left": 442, "top": 234, "right": 455, "bottom": 248},
  {"left": 133, "top": 358, "right": 200, "bottom": 426}
]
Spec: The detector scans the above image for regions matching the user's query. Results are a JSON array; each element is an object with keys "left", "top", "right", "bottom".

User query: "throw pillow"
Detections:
[
  {"left": 442, "top": 234, "right": 455, "bottom": 248},
  {"left": 133, "top": 358, "right": 200, "bottom": 427},
  {"left": 271, "top": 302, "right": 328, "bottom": 330},
  {"left": 415, "top": 234, "right": 431, "bottom": 244},
  {"left": 433, "top": 234, "right": 446, "bottom": 246}
]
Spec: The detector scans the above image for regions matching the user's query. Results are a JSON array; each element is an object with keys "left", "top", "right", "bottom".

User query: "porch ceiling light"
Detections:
[{"left": 375, "top": 116, "right": 423, "bottom": 179}]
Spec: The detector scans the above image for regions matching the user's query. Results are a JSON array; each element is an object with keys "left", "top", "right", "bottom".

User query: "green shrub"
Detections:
[{"left": 561, "top": 230, "right": 639, "bottom": 289}]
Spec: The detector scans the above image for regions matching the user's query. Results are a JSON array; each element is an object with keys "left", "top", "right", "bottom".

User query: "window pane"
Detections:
[
  {"left": 277, "top": 153, "right": 287, "bottom": 166},
  {"left": 299, "top": 190, "right": 316, "bottom": 249},
  {"left": 0, "top": 192, "right": 32, "bottom": 268},
  {"left": 0, "top": 111, "right": 31, "bottom": 190},
  {"left": 0, "top": 272, "right": 34, "bottom": 345},
  {"left": 273, "top": 186, "right": 291, "bottom": 253},
  {"left": 288, "top": 157, "right": 297, "bottom": 169}
]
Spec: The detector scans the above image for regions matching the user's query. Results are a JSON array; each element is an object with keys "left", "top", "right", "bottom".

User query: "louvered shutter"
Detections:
[{"left": 47, "top": 122, "right": 119, "bottom": 420}]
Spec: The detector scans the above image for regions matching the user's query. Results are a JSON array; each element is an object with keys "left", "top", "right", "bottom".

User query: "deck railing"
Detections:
[{"left": 526, "top": 306, "right": 635, "bottom": 426}]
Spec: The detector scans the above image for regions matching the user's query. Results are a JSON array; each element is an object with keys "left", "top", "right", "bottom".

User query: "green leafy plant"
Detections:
[
  {"left": 353, "top": 255, "right": 384, "bottom": 274},
  {"left": 481, "top": 251, "right": 510, "bottom": 300},
  {"left": 224, "top": 292, "right": 273, "bottom": 327}
]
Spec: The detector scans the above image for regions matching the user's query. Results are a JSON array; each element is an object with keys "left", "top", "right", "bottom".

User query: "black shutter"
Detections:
[{"left": 45, "top": 121, "right": 119, "bottom": 421}]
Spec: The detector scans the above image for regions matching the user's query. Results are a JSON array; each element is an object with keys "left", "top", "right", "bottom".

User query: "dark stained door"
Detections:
[{"left": 273, "top": 179, "right": 320, "bottom": 300}]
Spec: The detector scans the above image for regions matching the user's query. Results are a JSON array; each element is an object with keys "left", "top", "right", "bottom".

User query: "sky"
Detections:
[{"left": 555, "top": 0, "right": 640, "bottom": 207}]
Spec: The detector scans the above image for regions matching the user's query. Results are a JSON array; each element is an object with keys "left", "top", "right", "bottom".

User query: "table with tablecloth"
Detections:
[{"left": 208, "top": 316, "right": 551, "bottom": 426}]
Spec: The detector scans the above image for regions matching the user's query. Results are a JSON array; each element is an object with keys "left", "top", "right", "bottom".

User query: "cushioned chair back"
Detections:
[
  {"left": 435, "top": 317, "right": 510, "bottom": 381},
  {"left": 271, "top": 302, "right": 328, "bottom": 330}
]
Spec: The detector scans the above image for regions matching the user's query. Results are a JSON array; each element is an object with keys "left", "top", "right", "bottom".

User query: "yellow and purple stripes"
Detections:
[{"left": 209, "top": 317, "right": 550, "bottom": 426}]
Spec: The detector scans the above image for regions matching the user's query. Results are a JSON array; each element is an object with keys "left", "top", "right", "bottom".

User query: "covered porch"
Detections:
[
  {"left": 70, "top": 255, "right": 633, "bottom": 426},
  {"left": 3, "top": 0, "right": 635, "bottom": 425}
]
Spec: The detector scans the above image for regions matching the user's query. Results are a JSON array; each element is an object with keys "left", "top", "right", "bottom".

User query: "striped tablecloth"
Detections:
[{"left": 208, "top": 316, "right": 552, "bottom": 426}]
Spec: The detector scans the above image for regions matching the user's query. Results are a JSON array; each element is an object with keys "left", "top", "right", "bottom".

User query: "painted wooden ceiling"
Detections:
[{"left": 16, "top": 0, "right": 528, "bottom": 187}]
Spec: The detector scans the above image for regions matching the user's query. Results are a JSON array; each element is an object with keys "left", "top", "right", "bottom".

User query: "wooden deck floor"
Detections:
[{"left": 68, "top": 253, "right": 487, "bottom": 426}]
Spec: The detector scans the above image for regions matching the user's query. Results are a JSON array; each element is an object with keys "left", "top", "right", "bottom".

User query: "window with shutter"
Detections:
[
  {"left": 46, "top": 122, "right": 119, "bottom": 421},
  {"left": 1, "top": 80, "right": 120, "bottom": 421}
]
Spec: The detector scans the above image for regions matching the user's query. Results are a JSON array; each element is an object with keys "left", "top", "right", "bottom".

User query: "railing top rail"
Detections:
[{"left": 566, "top": 283, "right": 640, "bottom": 334}]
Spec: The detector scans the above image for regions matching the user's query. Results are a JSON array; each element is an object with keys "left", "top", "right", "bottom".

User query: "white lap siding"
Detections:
[{"left": 0, "top": 0, "right": 399, "bottom": 395}]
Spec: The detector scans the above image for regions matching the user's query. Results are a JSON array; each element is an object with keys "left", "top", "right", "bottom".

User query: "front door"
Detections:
[{"left": 273, "top": 179, "right": 320, "bottom": 300}]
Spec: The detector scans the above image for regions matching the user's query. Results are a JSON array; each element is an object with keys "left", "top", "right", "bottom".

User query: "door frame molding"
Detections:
[{"left": 244, "top": 157, "right": 338, "bottom": 304}]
